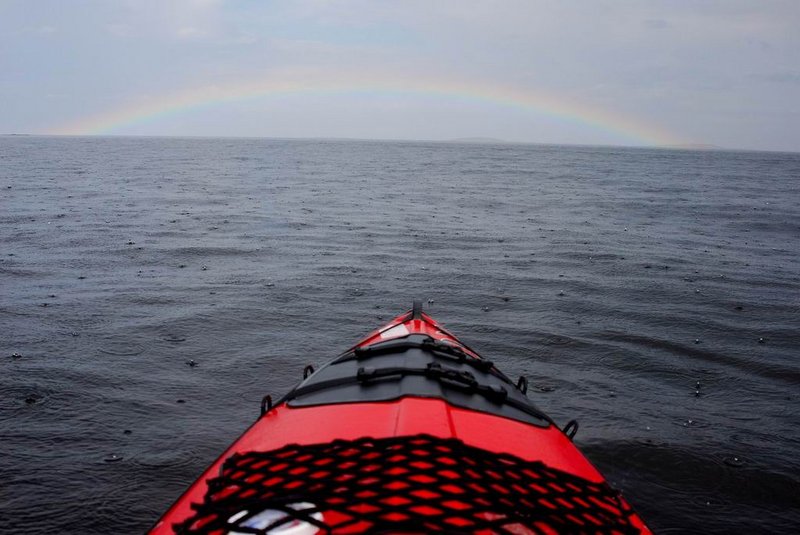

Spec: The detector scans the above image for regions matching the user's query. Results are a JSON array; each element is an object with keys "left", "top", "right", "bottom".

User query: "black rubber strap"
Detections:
[
  {"left": 284, "top": 364, "right": 553, "bottom": 425},
  {"left": 338, "top": 335, "right": 498, "bottom": 376}
]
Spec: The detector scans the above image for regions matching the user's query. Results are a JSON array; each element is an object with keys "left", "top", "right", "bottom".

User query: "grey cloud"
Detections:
[
  {"left": 750, "top": 72, "right": 800, "bottom": 84},
  {"left": 643, "top": 19, "right": 669, "bottom": 29}
]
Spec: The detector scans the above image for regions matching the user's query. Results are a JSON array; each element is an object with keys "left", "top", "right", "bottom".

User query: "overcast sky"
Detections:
[{"left": 1, "top": 0, "right": 798, "bottom": 151}]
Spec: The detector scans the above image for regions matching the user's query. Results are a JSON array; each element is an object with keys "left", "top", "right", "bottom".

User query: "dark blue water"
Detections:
[{"left": 2, "top": 136, "right": 799, "bottom": 534}]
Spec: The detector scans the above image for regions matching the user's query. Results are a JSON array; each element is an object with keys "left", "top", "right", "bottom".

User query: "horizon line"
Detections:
[{"left": 4, "top": 132, "right": 785, "bottom": 153}]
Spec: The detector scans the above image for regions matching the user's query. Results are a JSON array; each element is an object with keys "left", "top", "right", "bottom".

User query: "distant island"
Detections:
[
  {"left": 445, "top": 138, "right": 728, "bottom": 151},
  {"left": 446, "top": 137, "right": 510, "bottom": 144},
  {"left": 661, "top": 143, "right": 724, "bottom": 150}
]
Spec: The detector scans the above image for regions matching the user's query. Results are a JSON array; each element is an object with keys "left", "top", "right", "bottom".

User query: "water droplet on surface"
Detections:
[{"left": 724, "top": 456, "right": 745, "bottom": 468}]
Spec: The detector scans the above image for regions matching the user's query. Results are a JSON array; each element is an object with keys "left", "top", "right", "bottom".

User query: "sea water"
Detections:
[{"left": 2, "top": 136, "right": 799, "bottom": 533}]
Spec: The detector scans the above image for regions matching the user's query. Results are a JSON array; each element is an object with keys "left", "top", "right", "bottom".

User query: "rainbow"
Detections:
[{"left": 47, "top": 71, "right": 680, "bottom": 145}]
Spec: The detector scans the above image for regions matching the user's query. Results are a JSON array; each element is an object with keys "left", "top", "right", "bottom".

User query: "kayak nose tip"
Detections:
[{"left": 412, "top": 299, "right": 423, "bottom": 319}]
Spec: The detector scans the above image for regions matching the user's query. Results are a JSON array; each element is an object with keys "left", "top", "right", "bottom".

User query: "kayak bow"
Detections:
[{"left": 152, "top": 302, "right": 650, "bottom": 534}]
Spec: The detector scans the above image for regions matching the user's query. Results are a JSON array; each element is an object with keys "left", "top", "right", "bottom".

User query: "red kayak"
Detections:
[{"left": 152, "top": 303, "right": 650, "bottom": 534}]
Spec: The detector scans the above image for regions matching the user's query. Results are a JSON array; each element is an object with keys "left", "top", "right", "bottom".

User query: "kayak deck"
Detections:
[{"left": 152, "top": 306, "right": 650, "bottom": 534}]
